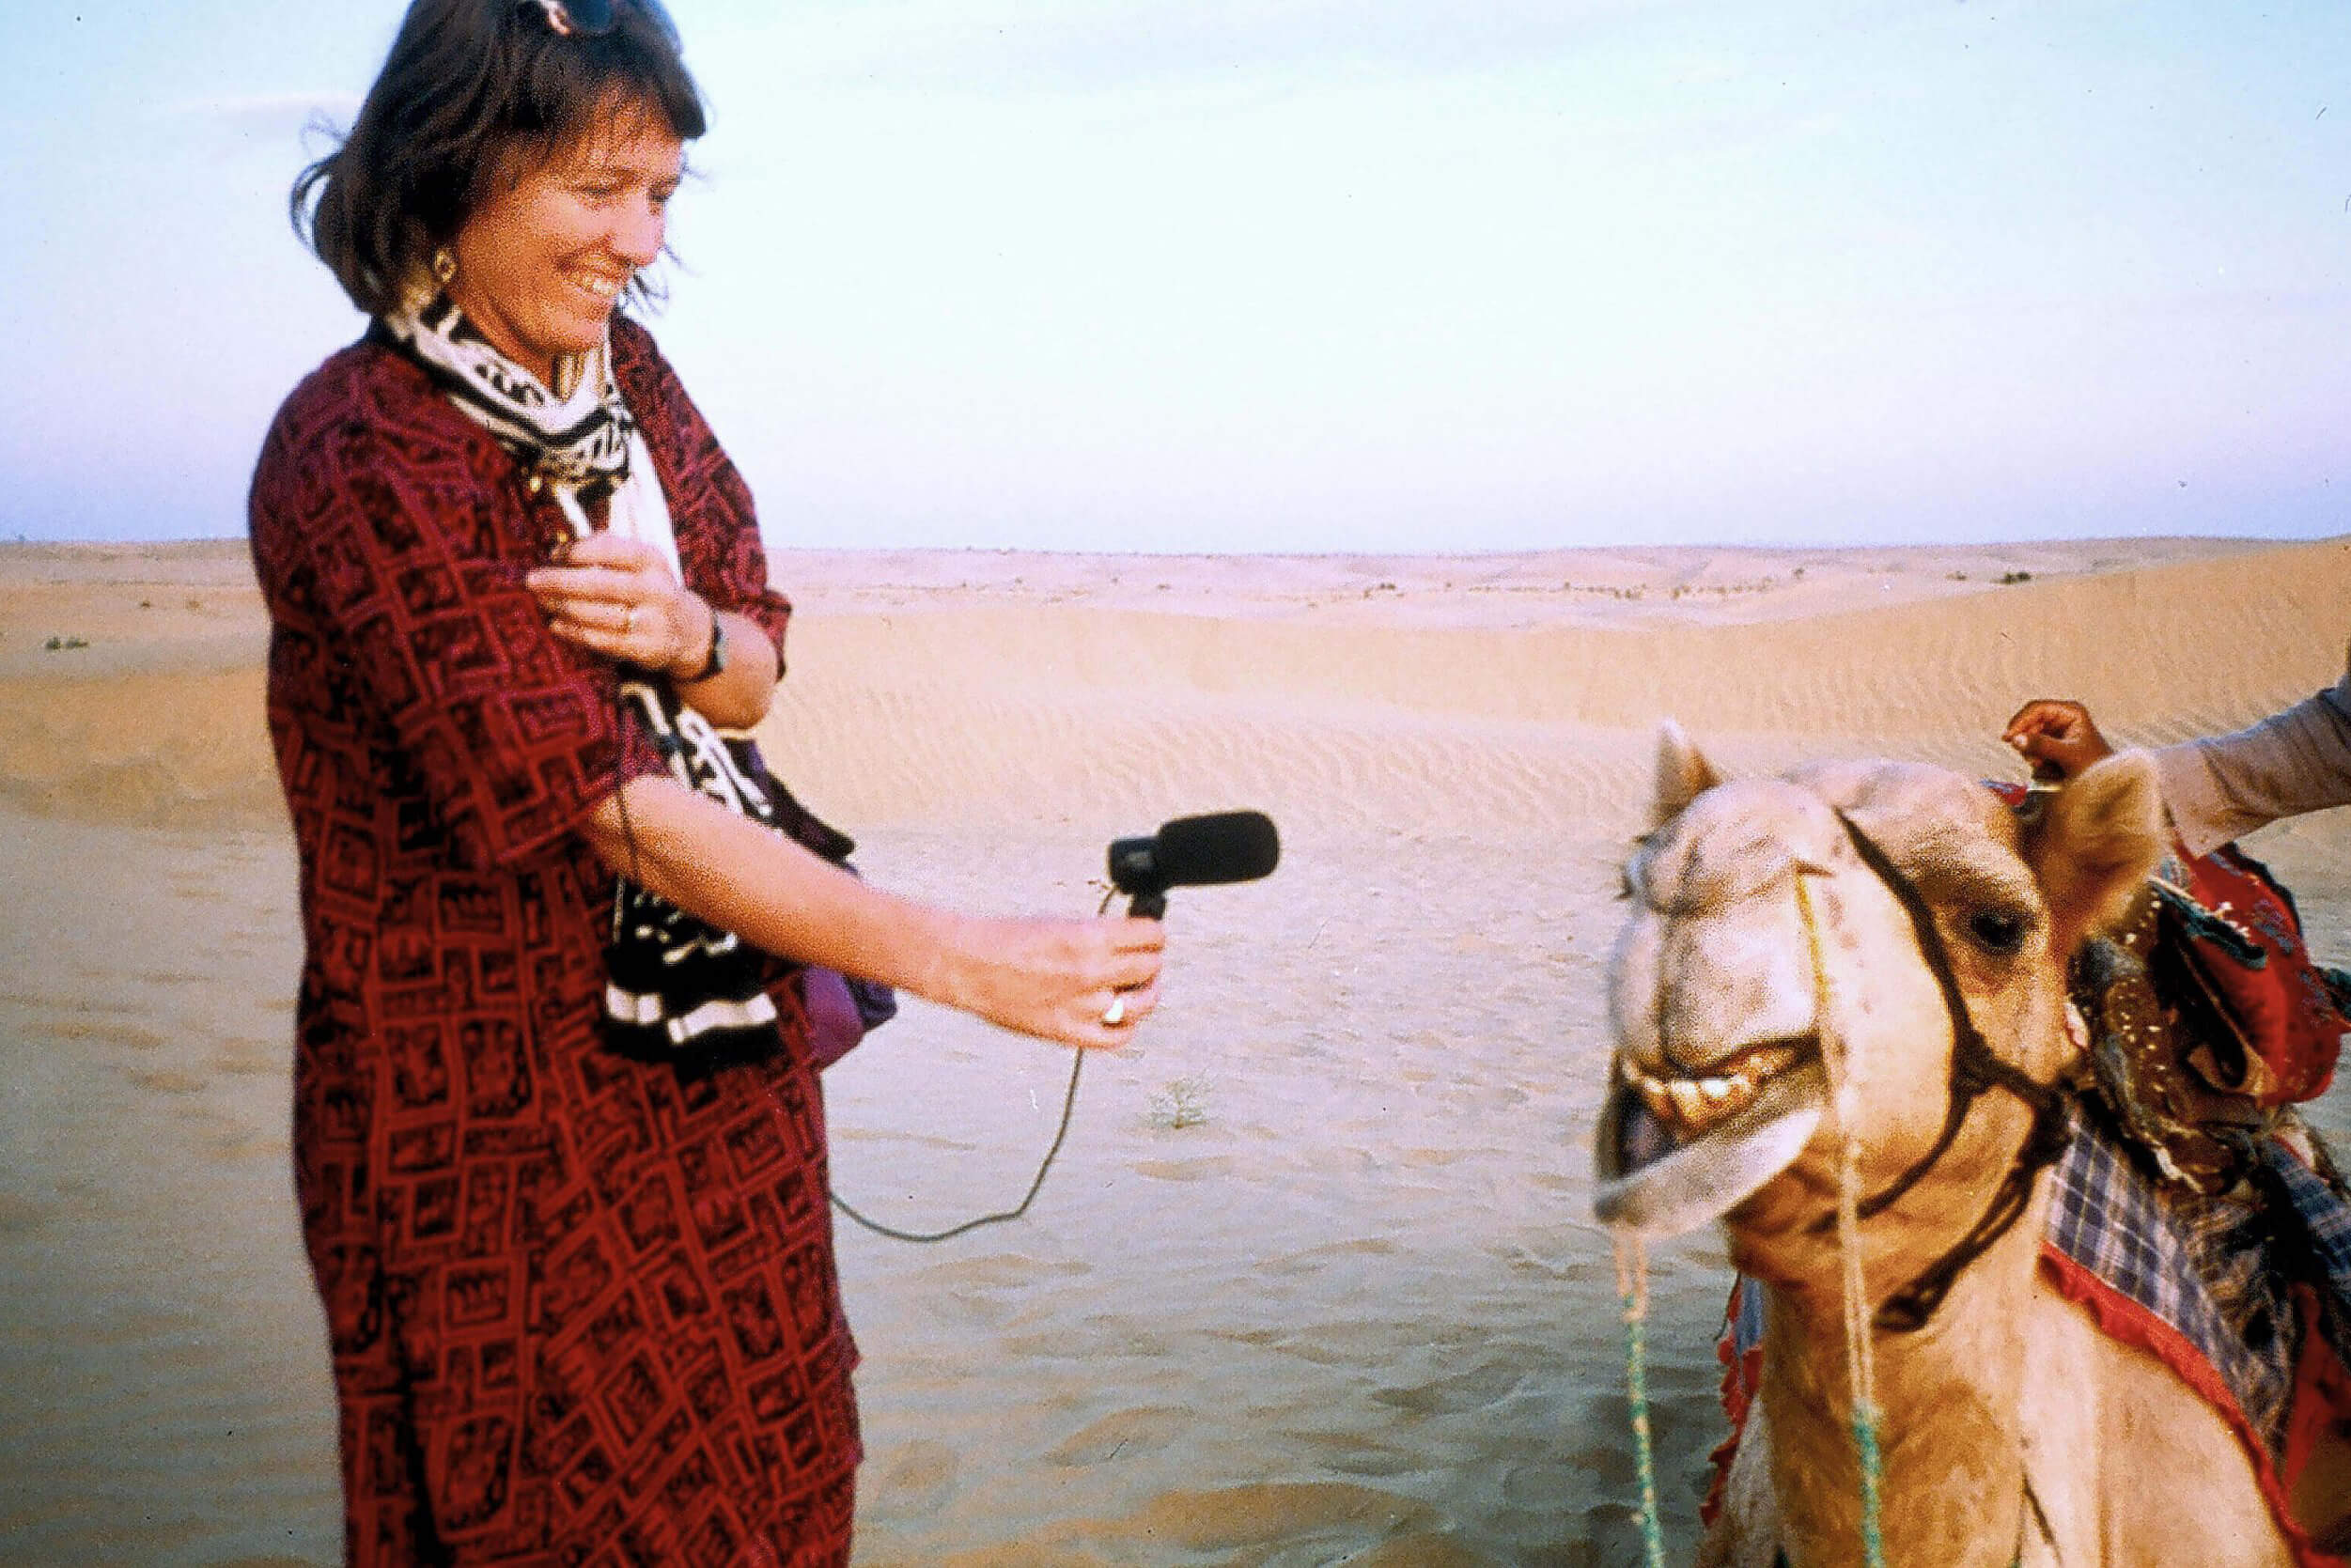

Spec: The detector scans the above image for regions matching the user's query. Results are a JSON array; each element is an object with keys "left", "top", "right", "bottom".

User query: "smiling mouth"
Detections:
[
  {"left": 571, "top": 271, "right": 627, "bottom": 302},
  {"left": 1594, "top": 1035, "right": 1828, "bottom": 1237}
]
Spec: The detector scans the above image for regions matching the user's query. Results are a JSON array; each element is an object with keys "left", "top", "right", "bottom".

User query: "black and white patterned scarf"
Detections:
[
  {"left": 378, "top": 291, "right": 680, "bottom": 579},
  {"left": 379, "top": 292, "right": 838, "bottom": 1059},
  {"left": 602, "top": 680, "right": 803, "bottom": 1059}
]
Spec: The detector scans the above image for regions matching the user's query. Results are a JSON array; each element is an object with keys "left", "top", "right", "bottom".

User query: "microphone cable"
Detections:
[{"left": 825, "top": 888, "right": 1112, "bottom": 1245}]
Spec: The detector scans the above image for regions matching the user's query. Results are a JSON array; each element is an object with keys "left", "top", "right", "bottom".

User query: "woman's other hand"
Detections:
[
  {"left": 931, "top": 913, "right": 1167, "bottom": 1050},
  {"left": 2003, "top": 698, "right": 2114, "bottom": 782},
  {"left": 526, "top": 531, "right": 712, "bottom": 678},
  {"left": 528, "top": 532, "right": 779, "bottom": 725}
]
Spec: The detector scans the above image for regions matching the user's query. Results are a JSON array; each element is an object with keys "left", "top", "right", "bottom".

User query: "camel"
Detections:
[{"left": 1592, "top": 726, "right": 2350, "bottom": 1568}]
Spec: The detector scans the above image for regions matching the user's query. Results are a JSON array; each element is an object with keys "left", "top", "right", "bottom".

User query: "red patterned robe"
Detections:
[{"left": 248, "top": 316, "right": 860, "bottom": 1566}]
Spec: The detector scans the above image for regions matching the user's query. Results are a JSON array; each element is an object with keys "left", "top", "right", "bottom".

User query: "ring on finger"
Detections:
[{"left": 1100, "top": 992, "right": 1128, "bottom": 1028}]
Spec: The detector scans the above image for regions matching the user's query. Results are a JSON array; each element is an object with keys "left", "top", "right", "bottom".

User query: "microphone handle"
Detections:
[{"left": 1128, "top": 890, "right": 1168, "bottom": 920}]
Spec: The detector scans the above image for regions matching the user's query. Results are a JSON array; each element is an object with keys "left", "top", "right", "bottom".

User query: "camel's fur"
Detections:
[{"left": 1603, "top": 729, "right": 2335, "bottom": 1567}]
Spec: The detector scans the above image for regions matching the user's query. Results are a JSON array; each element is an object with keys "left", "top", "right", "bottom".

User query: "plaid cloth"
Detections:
[
  {"left": 2264, "top": 1134, "right": 2351, "bottom": 1372},
  {"left": 2045, "top": 1102, "right": 2298, "bottom": 1448}
]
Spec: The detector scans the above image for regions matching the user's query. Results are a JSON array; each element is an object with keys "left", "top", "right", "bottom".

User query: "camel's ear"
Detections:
[
  {"left": 1650, "top": 720, "right": 1722, "bottom": 829},
  {"left": 2020, "top": 751, "right": 2165, "bottom": 955}
]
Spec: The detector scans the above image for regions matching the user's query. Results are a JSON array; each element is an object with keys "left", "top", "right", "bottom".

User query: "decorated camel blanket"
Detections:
[{"left": 2039, "top": 1105, "right": 2351, "bottom": 1551}]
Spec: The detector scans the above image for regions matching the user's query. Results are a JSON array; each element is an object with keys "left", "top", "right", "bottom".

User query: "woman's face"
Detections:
[{"left": 446, "top": 102, "right": 684, "bottom": 385}]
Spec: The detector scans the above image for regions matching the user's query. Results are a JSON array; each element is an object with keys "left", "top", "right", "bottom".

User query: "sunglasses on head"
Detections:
[{"left": 518, "top": 0, "right": 619, "bottom": 39}]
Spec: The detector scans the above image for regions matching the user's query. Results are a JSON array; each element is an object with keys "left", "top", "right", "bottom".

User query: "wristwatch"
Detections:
[{"left": 684, "top": 609, "right": 726, "bottom": 682}]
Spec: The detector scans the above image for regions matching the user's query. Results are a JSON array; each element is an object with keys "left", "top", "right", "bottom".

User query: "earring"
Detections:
[{"left": 431, "top": 246, "right": 458, "bottom": 286}]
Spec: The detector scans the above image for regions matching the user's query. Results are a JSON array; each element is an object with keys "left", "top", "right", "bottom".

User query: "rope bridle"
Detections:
[
  {"left": 1773, "top": 806, "right": 2069, "bottom": 1568},
  {"left": 1816, "top": 810, "right": 2075, "bottom": 1335}
]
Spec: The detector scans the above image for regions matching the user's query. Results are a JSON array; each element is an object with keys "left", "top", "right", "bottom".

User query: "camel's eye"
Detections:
[{"left": 1966, "top": 908, "right": 2029, "bottom": 955}]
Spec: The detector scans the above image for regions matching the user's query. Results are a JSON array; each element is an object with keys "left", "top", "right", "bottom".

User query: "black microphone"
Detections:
[{"left": 1108, "top": 811, "right": 1281, "bottom": 918}]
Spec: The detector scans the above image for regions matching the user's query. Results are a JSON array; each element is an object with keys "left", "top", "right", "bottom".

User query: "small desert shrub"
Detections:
[{"left": 1147, "top": 1075, "right": 1212, "bottom": 1129}]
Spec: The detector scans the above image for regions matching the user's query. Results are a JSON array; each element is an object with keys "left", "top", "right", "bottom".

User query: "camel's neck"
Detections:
[{"left": 1756, "top": 1192, "right": 2047, "bottom": 1568}]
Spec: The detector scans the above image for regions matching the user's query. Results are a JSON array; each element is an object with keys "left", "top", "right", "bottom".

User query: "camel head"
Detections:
[{"left": 1595, "top": 724, "right": 2164, "bottom": 1299}]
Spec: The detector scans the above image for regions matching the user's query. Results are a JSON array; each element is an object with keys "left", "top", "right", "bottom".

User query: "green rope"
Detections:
[
  {"left": 1619, "top": 1287, "right": 1670, "bottom": 1568},
  {"left": 1849, "top": 1400, "right": 1889, "bottom": 1568}
]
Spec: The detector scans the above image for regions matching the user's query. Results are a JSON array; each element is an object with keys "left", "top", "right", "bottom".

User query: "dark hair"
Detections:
[{"left": 292, "top": 0, "right": 706, "bottom": 316}]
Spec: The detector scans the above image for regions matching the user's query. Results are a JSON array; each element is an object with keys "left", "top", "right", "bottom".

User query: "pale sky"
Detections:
[{"left": 5, "top": 1, "right": 2347, "bottom": 551}]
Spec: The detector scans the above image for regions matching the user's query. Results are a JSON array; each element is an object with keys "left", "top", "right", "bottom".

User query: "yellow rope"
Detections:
[{"left": 1795, "top": 869, "right": 1890, "bottom": 1568}]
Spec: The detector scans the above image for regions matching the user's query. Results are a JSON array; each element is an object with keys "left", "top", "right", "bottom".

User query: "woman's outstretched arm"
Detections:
[{"left": 584, "top": 776, "right": 1164, "bottom": 1049}]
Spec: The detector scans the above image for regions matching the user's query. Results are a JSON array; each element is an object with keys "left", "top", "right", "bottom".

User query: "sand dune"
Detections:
[
  {"left": 7, "top": 535, "right": 2344, "bottom": 835},
  {"left": 767, "top": 547, "right": 2348, "bottom": 839},
  {"left": 2, "top": 534, "right": 2347, "bottom": 1565}
]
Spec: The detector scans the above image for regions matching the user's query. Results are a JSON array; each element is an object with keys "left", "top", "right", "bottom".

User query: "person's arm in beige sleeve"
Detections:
[
  {"left": 2147, "top": 661, "right": 2351, "bottom": 856},
  {"left": 2005, "top": 656, "right": 2351, "bottom": 858}
]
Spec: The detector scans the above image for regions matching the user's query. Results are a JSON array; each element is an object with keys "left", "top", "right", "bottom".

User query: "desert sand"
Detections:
[{"left": 2, "top": 533, "right": 2349, "bottom": 1566}]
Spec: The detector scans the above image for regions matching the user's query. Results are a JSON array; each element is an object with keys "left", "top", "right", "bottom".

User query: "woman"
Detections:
[{"left": 254, "top": 2, "right": 1163, "bottom": 1561}]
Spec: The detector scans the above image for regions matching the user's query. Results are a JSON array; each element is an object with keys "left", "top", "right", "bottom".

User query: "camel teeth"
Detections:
[
  {"left": 1728, "top": 1043, "right": 1797, "bottom": 1081},
  {"left": 1621, "top": 1048, "right": 1787, "bottom": 1133}
]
